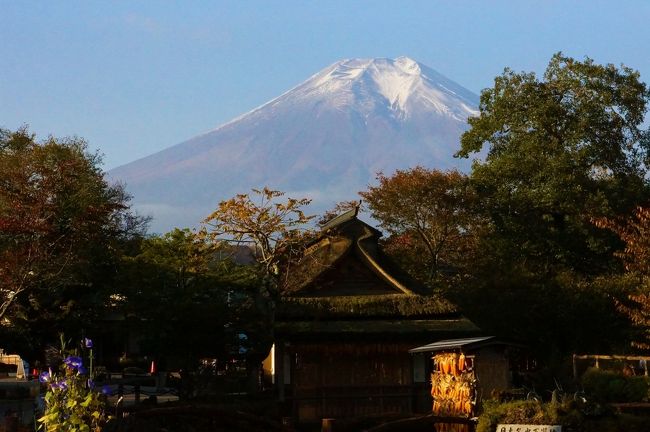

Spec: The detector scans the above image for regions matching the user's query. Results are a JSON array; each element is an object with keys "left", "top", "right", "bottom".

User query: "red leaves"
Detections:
[
  {"left": 0, "top": 128, "right": 131, "bottom": 322},
  {"left": 360, "top": 166, "right": 482, "bottom": 284},
  {"left": 595, "top": 206, "right": 650, "bottom": 349}
]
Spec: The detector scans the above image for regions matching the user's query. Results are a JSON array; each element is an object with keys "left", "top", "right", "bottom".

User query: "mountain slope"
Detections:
[{"left": 109, "top": 57, "right": 479, "bottom": 232}]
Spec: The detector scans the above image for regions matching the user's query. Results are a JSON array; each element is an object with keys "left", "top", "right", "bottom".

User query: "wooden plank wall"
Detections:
[{"left": 290, "top": 342, "right": 416, "bottom": 421}]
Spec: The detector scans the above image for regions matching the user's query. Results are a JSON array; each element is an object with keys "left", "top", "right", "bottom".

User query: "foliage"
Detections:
[
  {"left": 360, "top": 167, "right": 482, "bottom": 286},
  {"left": 38, "top": 336, "right": 109, "bottom": 432},
  {"left": 595, "top": 207, "right": 650, "bottom": 349},
  {"left": 202, "top": 187, "right": 314, "bottom": 297},
  {"left": 447, "top": 53, "right": 650, "bottom": 363},
  {"left": 581, "top": 367, "right": 649, "bottom": 403},
  {"left": 0, "top": 127, "right": 147, "bottom": 346},
  {"left": 477, "top": 400, "right": 561, "bottom": 432},
  {"left": 457, "top": 53, "right": 650, "bottom": 275},
  {"left": 114, "top": 229, "right": 262, "bottom": 367},
  {"left": 449, "top": 271, "right": 635, "bottom": 363},
  {"left": 477, "top": 398, "right": 649, "bottom": 432}
]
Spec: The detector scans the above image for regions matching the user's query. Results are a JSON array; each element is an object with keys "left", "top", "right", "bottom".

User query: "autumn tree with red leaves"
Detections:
[
  {"left": 360, "top": 167, "right": 483, "bottom": 287},
  {"left": 0, "top": 127, "right": 146, "bottom": 331},
  {"left": 596, "top": 207, "right": 650, "bottom": 350}
]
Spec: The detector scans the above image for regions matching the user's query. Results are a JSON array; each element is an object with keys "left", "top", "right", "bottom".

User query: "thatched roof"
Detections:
[
  {"left": 281, "top": 209, "right": 428, "bottom": 296},
  {"left": 275, "top": 210, "right": 480, "bottom": 338},
  {"left": 276, "top": 294, "right": 459, "bottom": 320}
]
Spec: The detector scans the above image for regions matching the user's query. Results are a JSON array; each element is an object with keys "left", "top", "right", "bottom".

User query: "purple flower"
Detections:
[
  {"left": 63, "top": 356, "right": 83, "bottom": 370},
  {"left": 83, "top": 338, "right": 93, "bottom": 349},
  {"left": 77, "top": 365, "right": 88, "bottom": 375},
  {"left": 38, "top": 371, "right": 50, "bottom": 383},
  {"left": 101, "top": 385, "right": 111, "bottom": 396},
  {"left": 51, "top": 380, "right": 68, "bottom": 391}
]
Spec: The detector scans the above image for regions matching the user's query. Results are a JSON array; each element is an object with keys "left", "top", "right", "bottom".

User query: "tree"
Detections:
[
  {"left": 446, "top": 54, "right": 650, "bottom": 364},
  {"left": 596, "top": 207, "right": 650, "bottom": 350},
  {"left": 115, "top": 229, "right": 235, "bottom": 366},
  {"left": 201, "top": 188, "right": 313, "bottom": 393},
  {"left": 457, "top": 53, "right": 650, "bottom": 275},
  {"left": 201, "top": 187, "right": 314, "bottom": 297},
  {"left": 360, "top": 167, "right": 482, "bottom": 286},
  {"left": 0, "top": 127, "right": 146, "bottom": 343}
]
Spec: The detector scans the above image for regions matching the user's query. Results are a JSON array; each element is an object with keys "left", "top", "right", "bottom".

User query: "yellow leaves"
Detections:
[
  {"left": 202, "top": 187, "right": 314, "bottom": 279},
  {"left": 80, "top": 393, "right": 93, "bottom": 408}
]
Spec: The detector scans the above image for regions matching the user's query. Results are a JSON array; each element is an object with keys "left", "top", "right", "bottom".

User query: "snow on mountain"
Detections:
[{"left": 108, "top": 57, "right": 480, "bottom": 233}]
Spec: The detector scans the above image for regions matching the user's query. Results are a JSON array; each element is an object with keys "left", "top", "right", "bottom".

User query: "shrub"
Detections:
[
  {"left": 477, "top": 398, "right": 649, "bottom": 432},
  {"left": 581, "top": 367, "right": 649, "bottom": 403},
  {"left": 477, "top": 400, "right": 559, "bottom": 432}
]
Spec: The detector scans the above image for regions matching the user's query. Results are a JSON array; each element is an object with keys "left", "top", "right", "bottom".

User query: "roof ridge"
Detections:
[
  {"left": 319, "top": 206, "right": 359, "bottom": 232},
  {"left": 355, "top": 226, "right": 415, "bottom": 295}
]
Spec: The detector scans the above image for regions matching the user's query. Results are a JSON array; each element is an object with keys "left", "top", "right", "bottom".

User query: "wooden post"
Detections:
[
  {"left": 276, "top": 343, "right": 285, "bottom": 402},
  {"left": 572, "top": 354, "right": 578, "bottom": 380},
  {"left": 321, "top": 418, "right": 336, "bottom": 432}
]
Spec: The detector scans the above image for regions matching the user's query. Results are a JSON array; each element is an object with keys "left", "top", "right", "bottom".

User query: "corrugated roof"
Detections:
[{"left": 408, "top": 336, "right": 498, "bottom": 354}]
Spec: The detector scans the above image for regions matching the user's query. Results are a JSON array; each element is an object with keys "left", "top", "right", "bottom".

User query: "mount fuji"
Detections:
[{"left": 108, "top": 57, "right": 480, "bottom": 232}]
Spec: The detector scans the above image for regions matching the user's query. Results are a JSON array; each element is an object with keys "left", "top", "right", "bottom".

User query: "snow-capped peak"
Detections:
[{"left": 295, "top": 56, "right": 478, "bottom": 120}]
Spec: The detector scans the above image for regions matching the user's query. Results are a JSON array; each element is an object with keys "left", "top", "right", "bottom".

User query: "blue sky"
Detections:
[{"left": 2, "top": 1, "right": 650, "bottom": 169}]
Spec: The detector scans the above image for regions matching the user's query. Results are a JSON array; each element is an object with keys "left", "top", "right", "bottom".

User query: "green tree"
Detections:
[
  {"left": 0, "top": 127, "right": 146, "bottom": 346},
  {"left": 450, "top": 54, "right": 650, "bottom": 362},
  {"left": 115, "top": 229, "right": 236, "bottom": 366},
  {"left": 360, "top": 167, "right": 483, "bottom": 287},
  {"left": 457, "top": 53, "right": 650, "bottom": 275}
]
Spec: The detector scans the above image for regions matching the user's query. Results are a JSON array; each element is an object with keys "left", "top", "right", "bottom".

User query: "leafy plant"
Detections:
[
  {"left": 581, "top": 367, "right": 649, "bottom": 403},
  {"left": 477, "top": 397, "right": 649, "bottom": 432},
  {"left": 38, "top": 336, "right": 110, "bottom": 432}
]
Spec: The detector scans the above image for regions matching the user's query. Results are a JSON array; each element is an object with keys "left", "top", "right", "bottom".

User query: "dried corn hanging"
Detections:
[{"left": 431, "top": 352, "right": 476, "bottom": 418}]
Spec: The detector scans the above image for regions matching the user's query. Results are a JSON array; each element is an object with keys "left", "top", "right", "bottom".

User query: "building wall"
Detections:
[
  {"left": 474, "top": 346, "right": 511, "bottom": 399},
  {"left": 285, "top": 342, "right": 416, "bottom": 421}
]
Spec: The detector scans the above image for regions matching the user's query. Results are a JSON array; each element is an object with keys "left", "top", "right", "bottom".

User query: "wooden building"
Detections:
[
  {"left": 264, "top": 208, "right": 480, "bottom": 423},
  {"left": 409, "top": 336, "right": 529, "bottom": 408}
]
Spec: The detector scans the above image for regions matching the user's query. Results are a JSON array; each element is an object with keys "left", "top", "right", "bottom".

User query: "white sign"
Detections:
[{"left": 497, "top": 425, "right": 561, "bottom": 432}]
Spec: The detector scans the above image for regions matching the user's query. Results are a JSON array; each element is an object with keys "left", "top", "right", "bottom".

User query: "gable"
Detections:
[
  {"left": 293, "top": 250, "right": 404, "bottom": 297},
  {"left": 281, "top": 213, "right": 426, "bottom": 296}
]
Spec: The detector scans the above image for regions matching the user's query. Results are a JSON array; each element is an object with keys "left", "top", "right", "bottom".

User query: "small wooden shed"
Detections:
[{"left": 409, "top": 336, "right": 527, "bottom": 410}]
